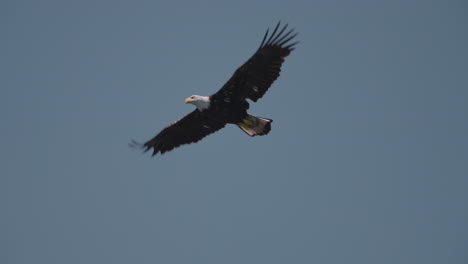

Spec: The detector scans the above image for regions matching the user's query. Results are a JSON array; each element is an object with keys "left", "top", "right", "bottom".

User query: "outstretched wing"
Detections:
[
  {"left": 132, "top": 110, "right": 226, "bottom": 156},
  {"left": 213, "top": 22, "right": 298, "bottom": 102}
]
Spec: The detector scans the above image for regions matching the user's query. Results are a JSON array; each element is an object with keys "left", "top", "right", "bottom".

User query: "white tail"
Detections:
[{"left": 237, "top": 114, "right": 272, "bottom": 136}]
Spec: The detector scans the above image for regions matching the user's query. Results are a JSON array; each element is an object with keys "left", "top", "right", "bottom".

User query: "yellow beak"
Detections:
[{"left": 185, "top": 97, "right": 194, "bottom": 104}]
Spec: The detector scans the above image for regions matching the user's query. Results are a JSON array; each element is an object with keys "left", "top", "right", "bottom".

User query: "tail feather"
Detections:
[{"left": 237, "top": 114, "right": 272, "bottom": 136}]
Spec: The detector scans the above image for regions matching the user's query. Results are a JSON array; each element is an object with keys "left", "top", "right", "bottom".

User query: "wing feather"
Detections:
[
  {"left": 134, "top": 110, "right": 226, "bottom": 156},
  {"left": 213, "top": 22, "right": 298, "bottom": 102}
]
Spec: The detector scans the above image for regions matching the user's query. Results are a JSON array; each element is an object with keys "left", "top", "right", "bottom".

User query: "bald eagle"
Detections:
[{"left": 132, "top": 22, "right": 298, "bottom": 156}]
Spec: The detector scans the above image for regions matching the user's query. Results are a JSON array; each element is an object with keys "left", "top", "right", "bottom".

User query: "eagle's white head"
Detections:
[{"left": 185, "top": 95, "right": 210, "bottom": 111}]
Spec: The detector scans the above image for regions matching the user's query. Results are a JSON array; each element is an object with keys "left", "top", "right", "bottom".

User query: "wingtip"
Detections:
[
  {"left": 285, "top": 40, "right": 299, "bottom": 50},
  {"left": 130, "top": 139, "right": 158, "bottom": 156},
  {"left": 129, "top": 139, "right": 143, "bottom": 149},
  {"left": 259, "top": 21, "right": 298, "bottom": 49}
]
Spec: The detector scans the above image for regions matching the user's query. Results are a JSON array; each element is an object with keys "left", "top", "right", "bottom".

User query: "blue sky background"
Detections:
[{"left": 2, "top": 0, "right": 467, "bottom": 263}]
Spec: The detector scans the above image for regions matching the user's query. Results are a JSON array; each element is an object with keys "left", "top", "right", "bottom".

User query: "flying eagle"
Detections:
[{"left": 132, "top": 22, "right": 298, "bottom": 156}]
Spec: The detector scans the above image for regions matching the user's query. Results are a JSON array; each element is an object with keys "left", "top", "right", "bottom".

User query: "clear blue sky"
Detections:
[{"left": 2, "top": 0, "right": 467, "bottom": 263}]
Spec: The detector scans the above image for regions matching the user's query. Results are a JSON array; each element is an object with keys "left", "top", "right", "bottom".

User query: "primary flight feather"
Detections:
[{"left": 132, "top": 22, "right": 298, "bottom": 156}]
